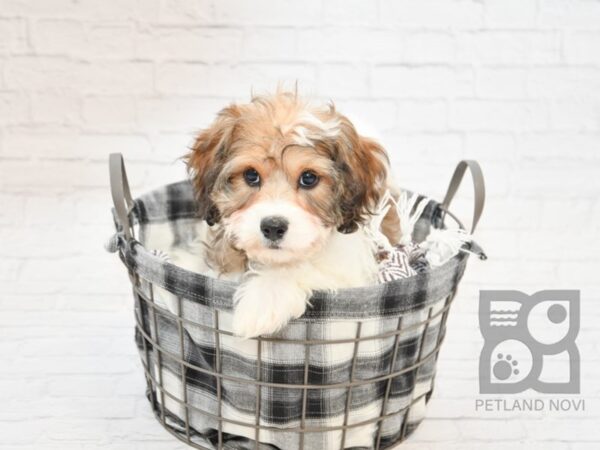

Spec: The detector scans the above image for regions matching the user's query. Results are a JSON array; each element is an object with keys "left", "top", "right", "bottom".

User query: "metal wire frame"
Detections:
[
  {"left": 178, "top": 294, "right": 192, "bottom": 442},
  {"left": 142, "top": 362, "right": 434, "bottom": 447},
  {"left": 133, "top": 288, "right": 454, "bottom": 390},
  {"left": 136, "top": 327, "right": 439, "bottom": 432},
  {"left": 130, "top": 279, "right": 457, "bottom": 450},
  {"left": 120, "top": 201, "right": 463, "bottom": 450}
]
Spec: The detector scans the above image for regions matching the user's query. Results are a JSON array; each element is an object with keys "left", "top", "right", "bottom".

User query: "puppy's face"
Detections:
[{"left": 186, "top": 93, "right": 387, "bottom": 267}]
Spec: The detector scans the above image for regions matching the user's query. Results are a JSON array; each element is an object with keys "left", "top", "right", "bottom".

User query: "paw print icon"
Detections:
[{"left": 479, "top": 290, "right": 580, "bottom": 394}]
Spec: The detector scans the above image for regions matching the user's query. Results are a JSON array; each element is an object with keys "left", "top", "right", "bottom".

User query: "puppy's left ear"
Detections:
[
  {"left": 335, "top": 119, "right": 388, "bottom": 233},
  {"left": 185, "top": 105, "right": 240, "bottom": 225}
]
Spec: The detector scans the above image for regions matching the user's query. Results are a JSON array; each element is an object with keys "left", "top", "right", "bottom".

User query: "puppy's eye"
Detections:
[
  {"left": 243, "top": 168, "right": 261, "bottom": 187},
  {"left": 299, "top": 171, "right": 319, "bottom": 189}
]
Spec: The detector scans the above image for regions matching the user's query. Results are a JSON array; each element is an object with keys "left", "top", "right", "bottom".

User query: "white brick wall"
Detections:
[{"left": 1, "top": 0, "right": 599, "bottom": 448}]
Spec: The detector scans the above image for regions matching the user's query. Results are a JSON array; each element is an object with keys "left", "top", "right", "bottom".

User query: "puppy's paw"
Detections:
[{"left": 232, "top": 274, "right": 309, "bottom": 338}]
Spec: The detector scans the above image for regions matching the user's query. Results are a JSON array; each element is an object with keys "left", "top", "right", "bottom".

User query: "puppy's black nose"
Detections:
[{"left": 260, "top": 216, "right": 289, "bottom": 241}]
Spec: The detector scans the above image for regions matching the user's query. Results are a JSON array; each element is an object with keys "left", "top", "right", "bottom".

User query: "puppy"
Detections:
[{"left": 186, "top": 92, "right": 397, "bottom": 338}]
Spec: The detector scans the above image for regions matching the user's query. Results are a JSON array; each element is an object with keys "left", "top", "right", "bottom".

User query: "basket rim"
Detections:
[{"left": 120, "top": 238, "right": 467, "bottom": 318}]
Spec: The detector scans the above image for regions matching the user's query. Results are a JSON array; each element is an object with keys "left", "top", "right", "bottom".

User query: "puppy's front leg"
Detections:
[{"left": 232, "top": 270, "right": 311, "bottom": 338}]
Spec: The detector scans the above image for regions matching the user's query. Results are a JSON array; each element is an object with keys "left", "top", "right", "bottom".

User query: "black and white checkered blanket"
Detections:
[{"left": 109, "top": 180, "right": 469, "bottom": 450}]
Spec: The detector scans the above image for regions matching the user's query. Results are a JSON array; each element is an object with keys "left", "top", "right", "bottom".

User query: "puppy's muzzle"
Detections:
[{"left": 260, "top": 216, "right": 289, "bottom": 242}]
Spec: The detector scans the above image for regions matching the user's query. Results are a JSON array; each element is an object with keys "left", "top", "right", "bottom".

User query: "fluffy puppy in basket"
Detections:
[{"left": 186, "top": 91, "right": 398, "bottom": 338}]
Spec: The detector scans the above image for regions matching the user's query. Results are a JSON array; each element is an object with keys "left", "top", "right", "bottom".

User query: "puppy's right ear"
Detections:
[{"left": 185, "top": 105, "right": 240, "bottom": 225}]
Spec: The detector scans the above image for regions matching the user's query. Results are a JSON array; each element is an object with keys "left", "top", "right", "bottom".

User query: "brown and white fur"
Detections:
[{"left": 185, "top": 91, "right": 399, "bottom": 338}]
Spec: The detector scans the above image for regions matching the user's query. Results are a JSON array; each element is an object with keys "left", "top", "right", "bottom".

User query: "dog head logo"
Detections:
[{"left": 479, "top": 290, "right": 580, "bottom": 394}]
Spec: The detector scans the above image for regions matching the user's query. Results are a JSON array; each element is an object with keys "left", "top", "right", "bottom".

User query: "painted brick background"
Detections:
[{"left": 1, "top": 0, "right": 599, "bottom": 449}]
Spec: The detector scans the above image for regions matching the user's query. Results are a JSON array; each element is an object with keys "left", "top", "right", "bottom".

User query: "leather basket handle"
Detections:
[
  {"left": 109, "top": 153, "right": 134, "bottom": 240},
  {"left": 441, "top": 160, "right": 485, "bottom": 235}
]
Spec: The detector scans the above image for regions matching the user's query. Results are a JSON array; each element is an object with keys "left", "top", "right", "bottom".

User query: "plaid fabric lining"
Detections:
[{"left": 111, "top": 181, "right": 470, "bottom": 450}]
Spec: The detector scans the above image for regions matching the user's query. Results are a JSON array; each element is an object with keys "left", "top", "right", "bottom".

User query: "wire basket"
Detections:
[{"left": 108, "top": 154, "right": 485, "bottom": 450}]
